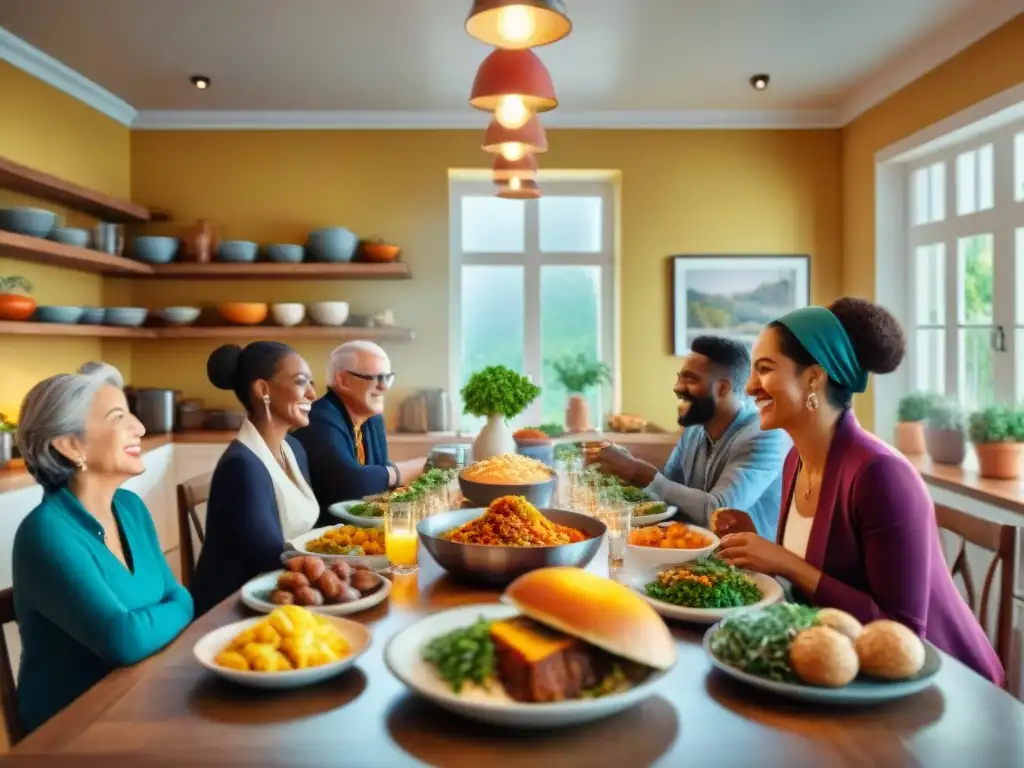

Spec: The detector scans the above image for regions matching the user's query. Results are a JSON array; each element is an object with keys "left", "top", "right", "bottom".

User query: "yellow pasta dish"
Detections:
[
  {"left": 214, "top": 605, "right": 351, "bottom": 673},
  {"left": 461, "top": 454, "right": 554, "bottom": 485}
]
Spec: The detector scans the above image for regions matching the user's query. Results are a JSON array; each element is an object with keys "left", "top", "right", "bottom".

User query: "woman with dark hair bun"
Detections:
[
  {"left": 717, "top": 298, "right": 1003, "bottom": 685},
  {"left": 190, "top": 342, "right": 319, "bottom": 615}
]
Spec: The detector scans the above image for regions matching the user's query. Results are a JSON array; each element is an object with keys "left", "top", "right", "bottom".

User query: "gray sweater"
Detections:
[{"left": 645, "top": 404, "right": 790, "bottom": 539}]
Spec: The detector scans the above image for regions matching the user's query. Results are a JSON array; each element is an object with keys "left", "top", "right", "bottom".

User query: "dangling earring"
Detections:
[
  {"left": 806, "top": 392, "right": 819, "bottom": 411},
  {"left": 263, "top": 394, "right": 272, "bottom": 423},
  {"left": 75, "top": 456, "right": 87, "bottom": 472}
]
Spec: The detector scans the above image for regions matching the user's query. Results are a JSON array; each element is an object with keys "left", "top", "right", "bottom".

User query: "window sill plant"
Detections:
[
  {"left": 924, "top": 399, "right": 965, "bottom": 466},
  {"left": 0, "top": 276, "right": 36, "bottom": 322},
  {"left": 461, "top": 365, "right": 541, "bottom": 461},
  {"left": 894, "top": 392, "right": 938, "bottom": 456},
  {"left": 968, "top": 406, "right": 1024, "bottom": 480},
  {"left": 550, "top": 353, "right": 612, "bottom": 434}
]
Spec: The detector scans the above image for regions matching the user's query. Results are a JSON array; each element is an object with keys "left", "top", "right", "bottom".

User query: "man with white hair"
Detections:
[{"left": 293, "top": 341, "right": 426, "bottom": 519}]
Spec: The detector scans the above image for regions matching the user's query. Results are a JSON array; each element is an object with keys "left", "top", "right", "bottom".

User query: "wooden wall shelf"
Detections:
[
  {"left": 143, "top": 261, "right": 411, "bottom": 280},
  {"left": 0, "top": 156, "right": 161, "bottom": 223},
  {"left": 0, "top": 321, "right": 147, "bottom": 338},
  {"left": 0, "top": 231, "right": 152, "bottom": 275},
  {"left": 0, "top": 321, "right": 414, "bottom": 342}
]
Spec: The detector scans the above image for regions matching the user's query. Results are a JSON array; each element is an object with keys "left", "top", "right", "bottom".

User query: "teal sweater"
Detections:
[{"left": 12, "top": 487, "right": 193, "bottom": 733}]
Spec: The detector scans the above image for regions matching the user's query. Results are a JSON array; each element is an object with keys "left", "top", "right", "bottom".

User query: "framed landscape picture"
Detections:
[{"left": 672, "top": 255, "right": 810, "bottom": 356}]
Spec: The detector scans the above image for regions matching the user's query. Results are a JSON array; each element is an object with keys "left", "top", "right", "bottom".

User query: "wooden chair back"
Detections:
[
  {"left": 934, "top": 503, "right": 1018, "bottom": 691},
  {"left": 176, "top": 472, "right": 213, "bottom": 589},
  {"left": 0, "top": 588, "right": 23, "bottom": 747}
]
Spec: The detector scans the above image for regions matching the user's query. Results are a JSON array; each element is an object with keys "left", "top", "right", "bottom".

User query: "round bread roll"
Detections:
[
  {"left": 789, "top": 626, "right": 859, "bottom": 687},
  {"left": 502, "top": 567, "right": 676, "bottom": 670},
  {"left": 816, "top": 608, "right": 863, "bottom": 643},
  {"left": 855, "top": 620, "right": 925, "bottom": 680}
]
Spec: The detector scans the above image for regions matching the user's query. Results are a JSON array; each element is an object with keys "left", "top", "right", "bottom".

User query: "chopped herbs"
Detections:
[
  {"left": 421, "top": 617, "right": 496, "bottom": 692},
  {"left": 645, "top": 557, "right": 763, "bottom": 610},
  {"left": 708, "top": 603, "right": 821, "bottom": 682}
]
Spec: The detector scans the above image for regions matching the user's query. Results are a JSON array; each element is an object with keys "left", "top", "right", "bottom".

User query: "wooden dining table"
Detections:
[{"left": 9, "top": 543, "right": 1024, "bottom": 768}]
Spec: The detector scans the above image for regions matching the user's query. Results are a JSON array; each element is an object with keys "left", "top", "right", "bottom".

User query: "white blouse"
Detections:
[{"left": 781, "top": 497, "right": 814, "bottom": 559}]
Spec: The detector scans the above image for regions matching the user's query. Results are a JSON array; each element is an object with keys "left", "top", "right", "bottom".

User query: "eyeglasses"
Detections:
[{"left": 347, "top": 371, "right": 395, "bottom": 388}]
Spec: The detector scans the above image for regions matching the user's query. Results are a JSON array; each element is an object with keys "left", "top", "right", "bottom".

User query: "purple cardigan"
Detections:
[{"left": 778, "top": 410, "right": 1004, "bottom": 686}]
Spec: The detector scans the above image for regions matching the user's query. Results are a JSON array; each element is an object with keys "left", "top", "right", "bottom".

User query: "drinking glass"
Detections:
[
  {"left": 598, "top": 491, "right": 633, "bottom": 575},
  {"left": 385, "top": 499, "right": 420, "bottom": 575}
]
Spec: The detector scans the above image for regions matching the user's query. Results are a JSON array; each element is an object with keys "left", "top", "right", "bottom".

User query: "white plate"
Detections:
[
  {"left": 288, "top": 525, "right": 389, "bottom": 570},
  {"left": 384, "top": 603, "right": 672, "bottom": 729},
  {"left": 327, "top": 500, "right": 384, "bottom": 529},
  {"left": 240, "top": 569, "right": 392, "bottom": 616},
  {"left": 632, "top": 570, "right": 783, "bottom": 624},
  {"left": 631, "top": 505, "right": 677, "bottom": 525},
  {"left": 703, "top": 622, "right": 942, "bottom": 705},
  {"left": 626, "top": 523, "right": 719, "bottom": 571},
  {"left": 194, "top": 614, "right": 371, "bottom": 689}
]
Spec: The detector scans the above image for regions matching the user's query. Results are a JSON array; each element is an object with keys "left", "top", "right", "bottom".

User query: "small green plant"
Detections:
[
  {"left": 461, "top": 365, "right": 540, "bottom": 421},
  {"left": 968, "top": 406, "right": 1024, "bottom": 444},
  {"left": 896, "top": 392, "right": 939, "bottom": 422},
  {"left": 0, "top": 413, "right": 16, "bottom": 433},
  {"left": 927, "top": 400, "right": 964, "bottom": 431},
  {"left": 549, "top": 353, "right": 612, "bottom": 394},
  {"left": 0, "top": 276, "right": 32, "bottom": 294}
]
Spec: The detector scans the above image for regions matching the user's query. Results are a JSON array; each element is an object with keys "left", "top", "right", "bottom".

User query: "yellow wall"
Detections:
[
  {"left": 0, "top": 61, "right": 132, "bottom": 416},
  {"left": 842, "top": 13, "right": 1024, "bottom": 429},
  {"left": 129, "top": 129, "right": 842, "bottom": 428}
]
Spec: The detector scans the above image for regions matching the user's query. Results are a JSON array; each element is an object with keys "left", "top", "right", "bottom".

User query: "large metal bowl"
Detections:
[
  {"left": 418, "top": 507, "right": 605, "bottom": 586},
  {"left": 458, "top": 474, "right": 556, "bottom": 508}
]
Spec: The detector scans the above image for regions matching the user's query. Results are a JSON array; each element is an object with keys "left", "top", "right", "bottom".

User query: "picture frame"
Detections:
[{"left": 672, "top": 255, "right": 810, "bottom": 356}]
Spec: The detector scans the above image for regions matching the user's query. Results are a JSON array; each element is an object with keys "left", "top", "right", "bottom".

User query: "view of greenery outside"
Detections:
[
  {"left": 685, "top": 268, "right": 800, "bottom": 351},
  {"left": 958, "top": 234, "right": 993, "bottom": 409}
]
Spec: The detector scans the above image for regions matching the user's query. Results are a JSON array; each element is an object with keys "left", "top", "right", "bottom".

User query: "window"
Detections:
[
  {"left": 450, "top": 178, "right": 616, "bottom": 431},
  {"left": 907, "top": 125, "right": 1022, "bottom": 410}
]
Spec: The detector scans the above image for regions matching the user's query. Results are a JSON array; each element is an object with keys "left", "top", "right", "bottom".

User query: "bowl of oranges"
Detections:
[{"left": 627, "top": 521, "right": 719, "bottom": 570}]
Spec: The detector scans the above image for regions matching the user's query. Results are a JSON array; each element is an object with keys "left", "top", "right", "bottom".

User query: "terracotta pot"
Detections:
[
  {"left": 925, "top": 427, "right": 966, "bottom": 466},
  {"left": 182, "top": 219, "right": 218, "bottom": 263},
  {"left": 894, "top": 421, "right": 926, "bottom": 455},
  {"left": 0, "top": 293, "right": 37, "bottom": 321},
  {"left": 565, "top": 393, "right": 590, "bottom": 433},
  {"left": 974, "top": 442, "right": 1023, "bottom": 480},
  {"left": 473, "top": 414, "right": 516, "bottom": 461}
]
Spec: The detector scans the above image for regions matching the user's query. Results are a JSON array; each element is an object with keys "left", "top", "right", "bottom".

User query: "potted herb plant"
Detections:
[
  {"left": 968, "top": 406, "right": 1024, "bottom": 480},
  {"left": 925, "top": 399, "right": 966, "bottom": 466},
  {"left": 461, "top": 365, "right": 541, "bottom": 461},
  {"left": 0, "top": 413, "right": 16, "bottom": 470},
  {"left": 0, "top": 276, "right": 36, "bottom": 321},
  {"left": 894, "top": 392, "right": 937, "bottom": 455},
  {"left": 550, "top": 353, "right": 612, "bottom": 433}
]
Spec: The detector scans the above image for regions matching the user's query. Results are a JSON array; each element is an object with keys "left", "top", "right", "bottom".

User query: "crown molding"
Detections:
[
  {"left": 131, "top": 107, "right": 841, "bottom": 131},
  {"left": 838, "top": 0, "right": 1024, "bottom": 124},
  {"left": 0, "top": 25, "right": 137, "bottom": 126}
]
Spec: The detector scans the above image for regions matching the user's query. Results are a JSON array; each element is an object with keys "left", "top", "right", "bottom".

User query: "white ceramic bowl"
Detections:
[
  {"left": 271, "top": 302, "right": 305, "bottom": 327},
  {"left": 193, "top": 614, "right": 371, "bottom": 689},
  {"left": 308, "top": 301, "right": 350, "bottom": 327},
  {"left": 288, "top": 524, "right": 389, "bottom": 570},
  {"left": 626, "top": 523, "right": 719, "bottom": 571}
]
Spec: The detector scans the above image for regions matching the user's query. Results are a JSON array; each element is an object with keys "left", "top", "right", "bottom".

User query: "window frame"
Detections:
[{"left": 448, "top": 177, "right": 618, "bottom": 432}]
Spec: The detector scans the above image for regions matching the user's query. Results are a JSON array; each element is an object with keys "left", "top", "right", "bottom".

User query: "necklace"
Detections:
[{"left": 803, "top": 465, "right": 821, "bottom": 499}]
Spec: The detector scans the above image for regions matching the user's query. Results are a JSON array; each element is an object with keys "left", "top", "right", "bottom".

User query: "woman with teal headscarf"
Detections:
[{"left": 717, "top": 297, "right": 1003, "bottom": 685}]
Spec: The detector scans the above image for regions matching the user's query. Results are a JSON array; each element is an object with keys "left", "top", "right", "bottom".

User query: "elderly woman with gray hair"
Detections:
[{"left": 12, "top": 363, "right": 193, "bottom": 733}]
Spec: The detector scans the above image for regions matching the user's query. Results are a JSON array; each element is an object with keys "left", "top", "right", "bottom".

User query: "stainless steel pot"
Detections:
[
  {"left": 132, "top": 388, "right": 176, "bottom": 434},
  {"left": 0, "top": 431, "right": 12, "bottom": 469}
]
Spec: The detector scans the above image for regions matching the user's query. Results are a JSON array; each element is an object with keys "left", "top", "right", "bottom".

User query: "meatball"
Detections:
[
  {"left": 292, "top": 586, "right": 325, "bottom": 606},
  {"left": 270, "top": 589, "right": 295, "bottom": 605},
  {"left": 350, "top": 569, "right": 377, "bottom": 593},
  {"left": 276, "top": 572, "right": 310, "bottom": 591},
  {"left": 330, "top": 561, "right": 353, "bottom": 583},
  {"left": 302, "top": 557, "right": 327, "bottom": 583},
  {"left": 316, "top": 571, "right": 344, "bottom": 602}
]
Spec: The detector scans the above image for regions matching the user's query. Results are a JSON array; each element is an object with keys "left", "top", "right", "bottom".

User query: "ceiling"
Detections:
[{"left": 0, "top": 0, "right": 1021, "bottom": 126}]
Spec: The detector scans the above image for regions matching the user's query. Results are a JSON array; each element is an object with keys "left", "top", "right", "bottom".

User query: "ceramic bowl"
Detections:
[
  {"left": 626, "top": 523, "right": 719, "bottom": 571},
  {"left": 271, "top": 303, "right": 305, "bottom": 327},
  {"left": 458, "top": 473, "right": 556, "bottom": 508},
  {"left": 358, "top": 241, "right": 400, "bottom": 262},
  {"left": 104, "top": 307, "right": 148, "bottom": 327},
  {"left": 216, "top": 241, "right": 259, "bottom": 263},
  {"left": 217, "top": 302, "right": 268, "bottom": 325},
  {"left": 133, "top": 236, "right": 179, "bottom": 265},
  {"left": 78, "top": 307, "right": 105, "bottom": 325},
  {"left": 50, "top": 227, "right": 91, "bottom": 248},
  {"left": 33, "top": 306, "right": 84, "bottom": 324},
  {"left": 0, "top": 207, "right": 58, "bottom": 238},
  {"left": 308, "top": 301, "right": 349, "bottom": 326},
  {"left": 264, "top": 244, "right": 304, "bottom": 263},
  {"left": 307, "top": 228, "right": 358, "bottom": 263},
  {"left": 154, "top": 306, "right": 201, "bottom": 326}
]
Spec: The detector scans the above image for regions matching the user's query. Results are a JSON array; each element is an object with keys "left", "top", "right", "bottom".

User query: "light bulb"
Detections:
[
  {"left": 501, "top": 142, "right": 527, "bottom": 161},
  {"left": 509, "top": 176, "right": 522, "bottom": 191},
  {"left": 497, "top": 5, "right": 536, "bottom": 45},
  {"left": 495, "top": 95, "right": 530, "bottom": 129}
]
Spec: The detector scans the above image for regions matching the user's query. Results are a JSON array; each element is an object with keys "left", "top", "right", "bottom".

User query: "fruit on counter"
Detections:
[{"left": 272, "top": 555, "right": 379, "bottom": 607}]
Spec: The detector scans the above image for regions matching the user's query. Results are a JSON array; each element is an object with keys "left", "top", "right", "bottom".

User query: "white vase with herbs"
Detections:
[{"left": 460, "top": 365, "right": 541, "bottom": 461}]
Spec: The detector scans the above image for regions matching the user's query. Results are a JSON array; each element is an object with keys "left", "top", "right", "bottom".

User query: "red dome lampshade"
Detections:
[
  {"left": 470, "top": 49, "right": 557, "bottom": 129},
  {"left": 492, "top": 152, "right": 539, "bottom": 183},
  {"left": 482, "top": 114, "right": 548, "bottom": 160},
  {"left": 465, "top": 0, "right": 572, "bottom": 50},
  {"left": 496, "top": 178, "right": 541, "bottom": 199}
]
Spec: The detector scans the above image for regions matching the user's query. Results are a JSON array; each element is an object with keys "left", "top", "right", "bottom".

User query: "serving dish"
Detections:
[
  {"left": 458, "top": 474, "right": 555, "bottom": 508},
  {"left": 308, "top": 301, "right": 350, "bottom": 327},
  {"left": 632, "top": 505, "right": 676, "bottom": 525},
  {"left": 241, "top": 568, "right": 391, "bottom": 616},
  {"left": 33, "top": 306, "right": 83, "bottom": 324},
  {"left": 0, "top": 206, "right": 57, "bottom": 238},
  {"left": 307, "top": 227, "right": 358, "bottom": 262},
  {"left": 632, "top": 568, "right": 783, "bottom": 624},
  {"left": 153, "top": 306, "right": 201, "bottom": 326},
  {"left": 328, "top": 499, "right": 384, "bottom": 529},
  {"left": 133, "top": 236, "right": 179, "bottom": 264},
  {"left": 264, "top": 244, "right": 304, "bottom": 263},
  {"left": 626, "top": 523, "right": 719, "bottom": 570},
  {"left": 217, "top": 240, "right": 258, "bottom": 263},
  {"left": 104, "top": 307, "right": 148, "bottom": 327},
  {"left": 270, "top": 302, "right": 305, "bottom": 327},
  {"left": 288, "top": 525, "right": 389, "bottom": 570}
]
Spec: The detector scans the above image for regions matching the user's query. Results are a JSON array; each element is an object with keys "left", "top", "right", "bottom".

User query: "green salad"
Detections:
[
  {"left": 421, "top": 617, "right": 496, "bottom": 693},
  {"left": 645, "top": 557, "right": 762, "bottom": 609},
  {"left": 582, "top": 465, "right": 666, "bottom": 514},
  {"left": 708, "top": 603, "right": 821, "bottom": 682}
]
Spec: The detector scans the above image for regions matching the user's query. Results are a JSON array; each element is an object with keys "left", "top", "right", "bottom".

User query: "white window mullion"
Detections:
[
  {"left": 993, "top": 128, "right": 1016, "bottom": 404},
  {"left": 523, "top": 197, "right": 543, "bottom": 425}
]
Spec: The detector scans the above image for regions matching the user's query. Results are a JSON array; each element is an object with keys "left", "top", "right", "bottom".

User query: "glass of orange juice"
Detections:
[{"left": 385, "top": 499, "right": 420, "bottom": 575}]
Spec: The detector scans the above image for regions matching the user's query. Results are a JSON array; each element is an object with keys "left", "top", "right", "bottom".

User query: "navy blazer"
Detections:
[
  {"left": 190, "top": 435, "right": 310, "bottom": 616},
  {"left": 292, "top": 389, "right": 391, "bottom": 520}
]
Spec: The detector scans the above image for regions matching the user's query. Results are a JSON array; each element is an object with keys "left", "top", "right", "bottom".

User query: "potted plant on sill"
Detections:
[
  {"left": 925, "top": 399, "right": 966, "bottom": 466},
  {"left": 0, "top": 413, "right": 16, "bottom": 470},
  {"left": 968, "top": 405, "right": 1024, "bottom": 480},
  {"left": 0, "top": 275, "right": 36, "bottom": 322},
  {"left": 550, "top": 353, "right": 612, "bottom": 433},
  {"left": 461, "top": 365, "right": 541, "bottom": 461},
  {"left": 894, "top": 392, "right": 937, "bottom": 455}
]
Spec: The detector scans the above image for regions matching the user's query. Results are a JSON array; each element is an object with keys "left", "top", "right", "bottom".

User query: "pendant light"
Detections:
[
  {"left": 492, "top": 152, "right": 539, "bottom": 183},
  {"left": 465, "top": 0, "right": 571, "bottom": 50},
  {"left": 470, "top": 48, "right": 556, "bottom": 129},
  {"left": 496, "top": 178, "right": 541, "bottom": 199},
  {"left": 482, "top": 114, "right": 548, "bottom": 161}
]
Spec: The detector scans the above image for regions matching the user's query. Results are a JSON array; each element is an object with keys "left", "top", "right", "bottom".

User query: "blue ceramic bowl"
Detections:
[
  {"left": 154, "top": 306, "right": 201, "bottom": 326},
  {"left": 217, "top": 240, "right": 258, "bottom": 263},
  {"left": 306, "top": 228, "right": 358, "bottom": 263},
  {"left": 79, "top": 307, "right": 105, "bottom": 325},
  {"left": 34, "top": 306, "right": 84, "bottom": 324},
  {"left": 51, "top": 227, "right": 91, "bottom": 248},
  {"left": 0, "top": 207, "right": 58, "bottom": 238},
  {"left": 133, "top": 236, "right": 179, "bottom": 264},
  {"left": 104, "top": 307, "right": 148, "bottom": 327},
  {"left": 264, "top": 243, "right": 304, "bottom": 263}
]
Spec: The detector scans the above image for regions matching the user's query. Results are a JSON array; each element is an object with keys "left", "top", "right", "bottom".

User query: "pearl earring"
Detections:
[
  {"left": 75, "top": 456, "right": 87, "bottom": 472},
  {"left": 806, "top": 392, "right": 819, "bottom": 411},
  {"left": 263, "top": 394, "right": 272, "bottom": 422}
]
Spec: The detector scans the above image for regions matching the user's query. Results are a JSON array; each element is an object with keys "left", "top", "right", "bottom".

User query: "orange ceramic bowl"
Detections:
[
  {"left": 358, "top": 242, "right": 400, "bottom": 263},
  {"left": 0, "top": 294, "right": 37, "bottom": 321},
  {"left": 217, "top": 302, "right": 268, "bottom": 325}
]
